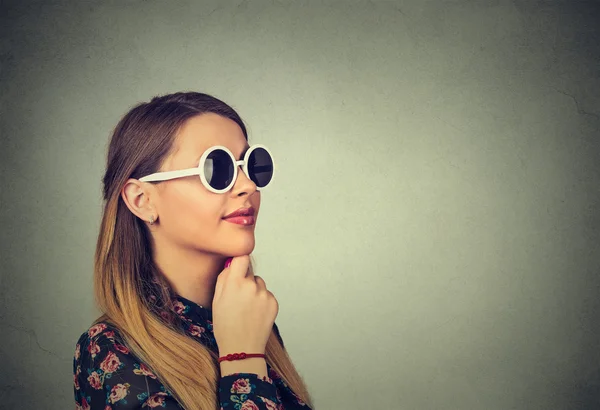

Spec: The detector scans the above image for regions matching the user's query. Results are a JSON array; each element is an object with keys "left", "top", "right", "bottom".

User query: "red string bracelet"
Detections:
[{"left": 218, "top": 352, "right": 266, "bottom": 363}]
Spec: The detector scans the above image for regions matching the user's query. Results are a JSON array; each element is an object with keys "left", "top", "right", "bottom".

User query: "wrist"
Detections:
[
  {"left": 219, "top": 357, "right": 268, "bottom": 378},
  {"left": 218, "top": 352, "right": 265, "bottom": 363}
]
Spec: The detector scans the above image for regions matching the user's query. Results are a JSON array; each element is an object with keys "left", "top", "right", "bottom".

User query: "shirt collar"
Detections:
[{"left": 172, "top": 294, "right": 213, "bottom": 324}]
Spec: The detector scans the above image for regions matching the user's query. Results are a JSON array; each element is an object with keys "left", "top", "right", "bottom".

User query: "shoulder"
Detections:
[
  {"left": 76, "top": 322, "right": 120, "bottom": 342},
  {"left": 73, "top": 321, "right": 149, "bottom": 383},
  {"left": 73, "top": 322, "right": 171, "bottom": 407},
  {"left": 74, "top": 322, "right": 130, "bottom": 360}
]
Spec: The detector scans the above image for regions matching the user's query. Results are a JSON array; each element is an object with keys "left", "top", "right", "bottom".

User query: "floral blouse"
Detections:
[{"left": 73, "top": 294, "right": 311, "bottom": 409}]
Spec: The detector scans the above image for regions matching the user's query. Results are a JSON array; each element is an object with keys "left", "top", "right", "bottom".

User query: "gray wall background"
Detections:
[{"left": 1, "top": 0, "right": 599, "bottom": 409}]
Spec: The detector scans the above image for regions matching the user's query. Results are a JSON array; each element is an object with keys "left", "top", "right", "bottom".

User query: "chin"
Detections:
[{"left": 225, "top": 237, "right": 256, "bottom": 256}]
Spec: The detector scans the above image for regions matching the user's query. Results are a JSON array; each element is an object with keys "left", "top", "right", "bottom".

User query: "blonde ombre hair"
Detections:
[{"left": 91, "top": 92, "right": 314, "bottom": 409}]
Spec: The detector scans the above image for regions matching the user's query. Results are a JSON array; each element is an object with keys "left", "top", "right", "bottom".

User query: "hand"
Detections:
[{"left": 212, "top": 255, "right": 279, "bottom": 356}]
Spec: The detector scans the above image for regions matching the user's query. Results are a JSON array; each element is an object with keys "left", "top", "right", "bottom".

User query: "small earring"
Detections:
[{"left": 149, "top": 215, "right": 155, "bottom": 225}]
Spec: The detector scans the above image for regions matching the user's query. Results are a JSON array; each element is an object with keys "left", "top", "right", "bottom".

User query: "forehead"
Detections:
[
  {"left": 177, "top": 113, "right": 246, "bottom": 149},
  {"left": 171, "top": 113, "right": 248, "bottom": 164}
]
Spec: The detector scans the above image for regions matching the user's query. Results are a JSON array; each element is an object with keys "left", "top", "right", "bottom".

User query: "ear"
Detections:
[{"left": 121, "top": 178, "right": 156, "bottom": 223}]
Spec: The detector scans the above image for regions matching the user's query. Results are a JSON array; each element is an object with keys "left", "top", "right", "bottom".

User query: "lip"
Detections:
[
  {"left": 223, "top": 215, "right": 255, "bottom": 225},
  {"left": 222, "top": 206, "right": 256, "bottom": 219}
]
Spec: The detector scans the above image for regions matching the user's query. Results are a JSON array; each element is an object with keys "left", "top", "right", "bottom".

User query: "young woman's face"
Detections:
[{"left": 150, "top": 113, "right": 261, "bottom": 257}]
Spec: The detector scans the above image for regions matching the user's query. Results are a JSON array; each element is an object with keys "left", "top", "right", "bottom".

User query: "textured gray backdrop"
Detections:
[{"left": 1, "top": 1, "right": 599, "bottom": 409}]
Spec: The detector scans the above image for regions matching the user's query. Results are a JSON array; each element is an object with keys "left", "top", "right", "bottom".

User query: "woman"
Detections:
[{"left": 73, "top": 92, "right": 314, "bottom": 410}]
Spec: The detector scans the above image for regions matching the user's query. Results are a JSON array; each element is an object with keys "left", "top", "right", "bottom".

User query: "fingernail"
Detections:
[{"left": 224, "top": 257, "right": 232, "bottom": 268}]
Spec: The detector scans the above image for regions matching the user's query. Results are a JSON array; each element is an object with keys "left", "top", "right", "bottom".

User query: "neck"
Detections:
[{"left": 151, "top": 237, "right": 227, "bottom": 308}]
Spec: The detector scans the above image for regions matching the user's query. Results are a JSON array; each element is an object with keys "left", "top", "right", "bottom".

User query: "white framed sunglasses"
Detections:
[{"left": 139, "top": 144, "right": 275, "bottom": 194}]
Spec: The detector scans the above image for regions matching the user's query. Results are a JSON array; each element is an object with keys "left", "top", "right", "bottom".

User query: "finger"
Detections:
[
  {"left": 213, "top": 268, "right": 227, "bottom": 302},
  {"left": 229, "top": 255, "right": 251, "bottom": 279},
  {"left": 254, "top": 275, "right": 267, "bottom": 292},
  {"left": 246, "top": 258, "right": 255, "bottom": 279},
  {"left": 214, "top": 261, "right": 232, "bottom": 301}
]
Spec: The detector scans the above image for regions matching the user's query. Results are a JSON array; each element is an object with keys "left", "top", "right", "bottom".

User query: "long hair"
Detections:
[{"left": 92, "top": 91, "right": 314, "bottom": 409}]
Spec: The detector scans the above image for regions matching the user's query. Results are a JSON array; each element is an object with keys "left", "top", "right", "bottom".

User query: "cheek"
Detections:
[{"left": 162, "top": 184, "right": 225, "bottom": 233}]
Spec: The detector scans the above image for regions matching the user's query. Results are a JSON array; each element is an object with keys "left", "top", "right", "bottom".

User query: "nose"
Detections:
[{"left": 232, "top": 164, "right": 257, "bottom": 195}]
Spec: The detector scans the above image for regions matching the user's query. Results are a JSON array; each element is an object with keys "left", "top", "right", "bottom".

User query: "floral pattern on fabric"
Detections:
[{"left": 73, "top": 294, "right": 310, "bottom": 409}]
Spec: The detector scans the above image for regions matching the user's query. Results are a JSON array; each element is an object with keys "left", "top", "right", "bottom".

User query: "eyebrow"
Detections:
[{"left": 238, "top": 144, "right": 251, "bottom": 159}]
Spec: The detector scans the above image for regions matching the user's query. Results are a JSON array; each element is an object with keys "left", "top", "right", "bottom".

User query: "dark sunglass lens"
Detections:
[
  {"left": 248, "top": 148, "right": 273, "bottom": 188},
  {"left": 205, "top": 149, "right": 234, "bottom": 190}
]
